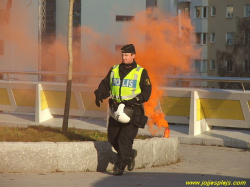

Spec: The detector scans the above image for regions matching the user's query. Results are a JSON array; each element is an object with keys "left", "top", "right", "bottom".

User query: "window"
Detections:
[
  {"left": 245, "top": 5, "right": 250, "bottom": 17},
  {"left": 73, "top": 10, "right": 81, "bottom": 27},
  {"left": 195, "top": 6, "right": 208, "bottom": 18},
  {"left": 245, "top": 32, "right": 250, "bottom": 45},
  {"left": 201, "top": 60, "right": 207, "bottom": 72},
  {"left": 174, "top": 0, "right": 177, "bottom": 7},
  {"left": 226, "top": 60, "right": 233, "bottom": 72},
  {"left": 43, "top": 0, "right": 56, "bottom": 38},
  {"left": 195, "top": 7, "right": 202, "bottom": 18},
  {"left": 74, "top": 0, "right": 81, "bottom": 3},
  {"left": 226, "top": 33, "right": 234, "bottom": 45},
  {"left": 154, "top": 0, "right": 157, "bottom": 6},
  {"left": 0, "top": 40, "right": 4, "bottom": 55},
  {"left": 194, "top": 60, "right": 207, "bottom": 72},
  {"left": 146, "top": 0, "right": 157, "bottom": 8},
  {"left": 196, "top": 33, "right": 207, "bottom": 45},
  {"left": 203, "top": 7, "right": 207, "bottom": 18},
  {"left": 203, "top": 33, "right": 207, "bottom": 44},
  {"left": 226, "top": 5, "right": 233, "bottom": 18},
  {"left": 194, "top": 60, "right": 201, "bottom": 72},
  {"left": 211, "top": 6, "right": 216, "bottom": 16},
  {"left": 244, "top": 60, "right": 250, "bottom": 72},
  {"left": 211, "top": 33, "right": 216, "bottom": 43},
  {"left": 116, "top": 15, "right": 134, "bottom": 21},
  {"left": 210, "top": 60, "right": 215, "bottom": 70}
]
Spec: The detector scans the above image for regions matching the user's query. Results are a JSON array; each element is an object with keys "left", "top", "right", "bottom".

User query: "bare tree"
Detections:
[
  {"left": 217, "top": 17, "right": 250, "bottom": 89},
  {"left": 62, "top": 0, "right": 74, "bottom": 134}
]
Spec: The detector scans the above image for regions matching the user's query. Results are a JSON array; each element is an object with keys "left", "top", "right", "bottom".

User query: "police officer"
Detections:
[{"left": 94, "top": 44, "right": 152, "bottom": 175}]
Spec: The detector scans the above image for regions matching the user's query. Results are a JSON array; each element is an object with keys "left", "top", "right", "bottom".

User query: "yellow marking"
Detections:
[
  {"left": 80, "top": 92, "right": 107, "bottom": 111},
  {"left": 196, "top": 99, "right": 205, "bottom": 120},
  {"left": 41, "top": 91, "right": 78, "bottom": 110},
  {"left": 12, "top": 89, "right": 36, "bottom": 107},
  {"left": 0, "top": 88, "right": 11, "bottom": 105},
  {"left": 160, "top": 97, "right": 190, "bottom": 117},
  {"left": 197, "top": 99, "right": 244, "bottom": 121}
]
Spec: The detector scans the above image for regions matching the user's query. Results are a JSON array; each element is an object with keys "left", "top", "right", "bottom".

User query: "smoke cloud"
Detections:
[
  {"left": 2, "top": 6, "right": 200, "bottom": 135},
  {"left": 121, "top": 9, "right": 200, "bottom": 135}
]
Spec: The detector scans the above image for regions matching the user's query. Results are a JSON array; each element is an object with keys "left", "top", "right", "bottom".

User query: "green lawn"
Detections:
[{"left": 0, "top": 125, "right": 151, "bottom": 142}]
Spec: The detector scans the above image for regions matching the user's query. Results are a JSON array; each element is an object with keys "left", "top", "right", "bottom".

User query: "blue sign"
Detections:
[{"left": 112, "top": 78, "right": 137, "bottom": 88}]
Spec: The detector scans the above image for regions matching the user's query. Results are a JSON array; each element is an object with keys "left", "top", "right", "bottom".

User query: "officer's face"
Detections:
[{"left": 122, "top": 53, "right": 135, "bottom": 64}]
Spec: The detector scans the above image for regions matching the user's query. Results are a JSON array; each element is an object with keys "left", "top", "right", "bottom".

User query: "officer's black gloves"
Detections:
[
  {"left": 94, "top": 90, "right": 103, "bottom": 107},
  {"left": 125, "top": 98, "right": 137, "bottom": 107}
]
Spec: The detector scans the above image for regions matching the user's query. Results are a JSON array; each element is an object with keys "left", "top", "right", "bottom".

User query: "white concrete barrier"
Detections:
[
  {"left": 162, "top": 87, "right": 250, "bottom": 135},
  {"left": 0, "top": 137, "right": 179, "bottom": 173},
  {"left": 1, "top": 80, "right": 250, "bottom": 136},
  {"left": 0, "top": 81, "right": 108, "bottom": 123}
]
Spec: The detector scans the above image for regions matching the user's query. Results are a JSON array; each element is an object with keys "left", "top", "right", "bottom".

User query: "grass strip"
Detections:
[{"left": 0, "top": 125, "right": 151, "bottom": 142}]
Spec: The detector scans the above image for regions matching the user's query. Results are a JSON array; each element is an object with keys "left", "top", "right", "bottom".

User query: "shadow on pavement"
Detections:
[
  {"left": 93, "top": 141, "right": 117, "bottom": 172},
  {"left": 1, "top": 172, "right": 249, "bottom": 187},
  {"left": 94, "top": 172, "right": 250, "bottom": 187}
]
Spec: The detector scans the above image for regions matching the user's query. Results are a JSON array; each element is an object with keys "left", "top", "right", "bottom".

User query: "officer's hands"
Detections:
[
  {"left": 125, "top": 98, "right": 137, "bottom": 107},
  {"left": 94, "top": 90, "right": 103, "bottom": 107}
]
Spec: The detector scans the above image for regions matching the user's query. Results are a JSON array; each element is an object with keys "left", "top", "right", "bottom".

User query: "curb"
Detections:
[
  {"left": 0, "top": 137, "right": 179, "bottom": 173},
  {"left": 178, "top": 136, "right": 250, "bottom": 149}
]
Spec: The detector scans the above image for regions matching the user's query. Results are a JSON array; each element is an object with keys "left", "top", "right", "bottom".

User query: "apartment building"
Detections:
[
  {"left": 178, "top": 0, "right": 250, "bottom": 88},
  {"left": 207, "top": 0, "right": 250, "bottom": 88}
]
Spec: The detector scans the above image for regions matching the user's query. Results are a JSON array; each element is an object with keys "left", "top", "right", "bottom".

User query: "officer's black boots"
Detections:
[
  {"left": 113, "top": 167, "right": 124, "bottom": 176},
  {"left": 127, "top": 149, "right": 137, "bottom": 171},
  {"left": 113, "top": 149, "right": 137, "bottom": 176}
]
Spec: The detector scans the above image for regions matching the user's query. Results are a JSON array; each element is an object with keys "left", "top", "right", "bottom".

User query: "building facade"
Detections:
[
  {"left": 0, "top": 0, "right": 160, "bottom": 81},
  {"left": 207, "top": 0, "right": 250, "bottom": 88},
  {"left": 3, "top": 0, "right": 248, "bottom": 88},
  {"left": 178, "top": 0, "right": 250, "bottom": 88}
]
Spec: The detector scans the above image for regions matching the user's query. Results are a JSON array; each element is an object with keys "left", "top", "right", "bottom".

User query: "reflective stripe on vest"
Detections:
[{"left": 110, "top": 64, "right": 144, "bottom": 102}]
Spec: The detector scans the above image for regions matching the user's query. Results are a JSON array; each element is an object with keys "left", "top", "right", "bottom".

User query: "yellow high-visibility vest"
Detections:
[{"left": 110, "top": 64, "right": 144, "bottom": 102}]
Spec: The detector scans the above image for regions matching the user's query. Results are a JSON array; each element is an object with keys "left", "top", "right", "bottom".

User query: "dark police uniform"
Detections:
[{"left": 94, "top": 44, "right": 152, "bottom": 175}]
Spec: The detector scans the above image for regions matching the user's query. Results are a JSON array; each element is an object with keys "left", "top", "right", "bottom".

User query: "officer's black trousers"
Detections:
[{"left": 107, "top": 116, "right": 138, "bottom": 170}]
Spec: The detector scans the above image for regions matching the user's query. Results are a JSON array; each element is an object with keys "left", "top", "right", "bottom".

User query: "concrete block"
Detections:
[
  {"left": 152, "top": 138, "right": 168, "bottom": 166},
  {"left": 0, "top": 137, "right": 179, "bottom": 173},
  {"left": 56, "top": 141, "right": 116, "bottom": 172},
  {"left": 179, "top": 136, "right": 203, "bottom": 145},
  {"left": 0, "top": 142, "right": 57, "bottom": 173},
  {"left": 235, "top": 140, "right": 249, "bottom": 149},
  {"left": 134, "top": 138, "right": 154, "bottom": 169},
  {"left": 202, "top": 138, "right": 224, "bottom": 147},
  {"left": 165, "top": 137, "right": 180, "bottom": 165},
  {"left": 135, "top": 137, "right": 179, "bottom": 168}
]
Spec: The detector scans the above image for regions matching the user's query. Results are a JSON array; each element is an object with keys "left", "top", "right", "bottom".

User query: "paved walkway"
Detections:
[{"left": 0, "top": 144, "right": 249, "bottom": 187}]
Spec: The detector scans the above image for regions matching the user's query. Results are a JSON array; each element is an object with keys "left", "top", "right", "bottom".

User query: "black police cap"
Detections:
[{"left": 121, "top": 44, "right": 136, "bottom": 54}]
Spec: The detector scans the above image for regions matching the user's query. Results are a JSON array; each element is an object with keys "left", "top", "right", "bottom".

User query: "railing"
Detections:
[
  {"left": 165, "top": 75, "right": 250, "bottom": 91},
  {"left": 1, "top": 70, "right": 250, "bottom": 90}
]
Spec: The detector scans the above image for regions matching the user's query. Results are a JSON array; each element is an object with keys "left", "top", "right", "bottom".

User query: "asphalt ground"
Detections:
[{"left": 0, "top": 144, "right": 249, "bottom": 187}]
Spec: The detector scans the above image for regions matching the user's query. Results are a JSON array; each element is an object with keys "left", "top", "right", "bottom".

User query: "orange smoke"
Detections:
[
  {"left": 1, "top": 5, "right": 200, "bottom": 135},
  {"left": 121, "top": 8, "right": 200, "bottom": 135}
]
